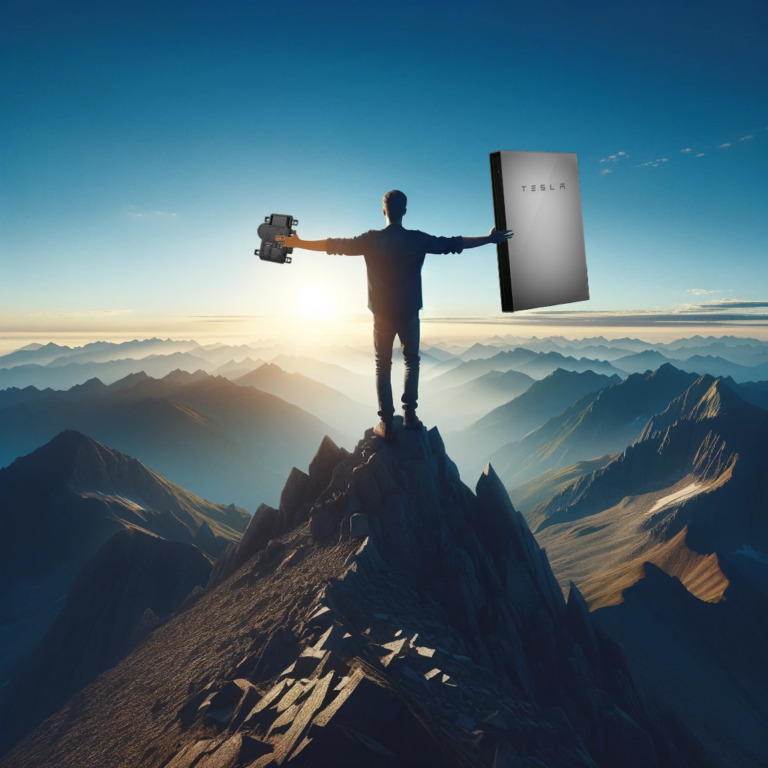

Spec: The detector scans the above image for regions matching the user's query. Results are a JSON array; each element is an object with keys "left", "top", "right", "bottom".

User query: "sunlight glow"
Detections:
[{"left": 296, "top": 286, "right": 335, "bottom": 319}]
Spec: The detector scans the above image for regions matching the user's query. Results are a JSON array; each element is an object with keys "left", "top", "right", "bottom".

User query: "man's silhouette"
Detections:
[{"left": 277, "top": 190, "right": 513, "bottom": 442}]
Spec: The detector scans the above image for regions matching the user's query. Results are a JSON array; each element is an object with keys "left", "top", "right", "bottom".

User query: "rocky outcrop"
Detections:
[
  {"left": 2, "top": 421, "right": 703, "bottom": 768},
  {"left": 156, "top": 419, "right": 698, "bottom": 768},
  {"left": 216, "top": 437, "right": 350, "bottom": 585}
]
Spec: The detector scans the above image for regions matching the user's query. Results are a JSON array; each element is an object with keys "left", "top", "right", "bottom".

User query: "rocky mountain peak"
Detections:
[
  {"left": 638, "top": 374, "right": 753, "bottom": 441},
  {"left": 189, "top": 418, "right": 695, "bottom": 766}
]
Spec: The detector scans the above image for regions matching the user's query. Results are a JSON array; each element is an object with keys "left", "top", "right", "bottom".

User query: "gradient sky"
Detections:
[{"left": 1, "top": 0, "right": 767, "bottom": 348}]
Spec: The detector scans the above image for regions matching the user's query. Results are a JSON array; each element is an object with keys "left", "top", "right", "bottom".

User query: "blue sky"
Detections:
[{"left": 1, "top": 0, "right": 766, "bottom": 347}]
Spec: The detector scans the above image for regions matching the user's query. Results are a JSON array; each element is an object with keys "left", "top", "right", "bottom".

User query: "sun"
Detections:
[{"left": 296, "top": 287, "right": 335, "bottom": 319}]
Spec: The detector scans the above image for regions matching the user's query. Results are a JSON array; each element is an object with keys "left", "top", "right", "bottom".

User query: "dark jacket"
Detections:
[{"left": 326, "top": 223, "right": 463, "bottom": 320}]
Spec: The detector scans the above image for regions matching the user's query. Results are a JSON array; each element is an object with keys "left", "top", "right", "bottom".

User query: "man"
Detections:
[{"left": 276, "top": 190, "right": 514, "bottom": 442}]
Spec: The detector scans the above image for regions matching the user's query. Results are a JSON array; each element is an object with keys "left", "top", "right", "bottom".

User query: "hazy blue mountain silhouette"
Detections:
[
  {"left": 0, "top": 371, "right": 344, "bottom": 509},
  {"left": 447, "top": 368, "right": 620, "bottom": 474}
]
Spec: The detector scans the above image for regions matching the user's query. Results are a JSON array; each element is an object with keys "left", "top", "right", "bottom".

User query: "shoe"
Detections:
[
  {"left": 373, "top": 420, "right": 397, "bottom": 442},
  {"left": 403, "top": 410, "right": 423, "bottom": 430}
]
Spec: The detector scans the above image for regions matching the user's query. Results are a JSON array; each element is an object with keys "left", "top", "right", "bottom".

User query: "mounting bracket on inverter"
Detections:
[{"left": 255, "top": 214, "right": 299, "bottom": 265}]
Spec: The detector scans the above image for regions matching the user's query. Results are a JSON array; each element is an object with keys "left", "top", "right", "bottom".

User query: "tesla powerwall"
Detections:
[{"left": 490, "top": 150, "right": 589, "bottom": 312}]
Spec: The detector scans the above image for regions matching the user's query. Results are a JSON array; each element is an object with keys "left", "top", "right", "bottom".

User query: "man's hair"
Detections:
[{"left": 383, "top": 189, "right": 407, "bottom": 220}]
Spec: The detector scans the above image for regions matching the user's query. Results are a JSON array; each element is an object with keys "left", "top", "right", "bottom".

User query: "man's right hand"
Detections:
[
  {"left": 488, "top": 227, "right": 514, "bottom": 244},
  {"left": 275, "top": 234, "right": 301, "bottom": 248}
]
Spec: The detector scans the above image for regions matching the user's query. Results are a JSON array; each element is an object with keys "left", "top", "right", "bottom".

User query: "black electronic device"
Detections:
[{"left": 255, "top": 214, "right": 299, "bottom": 265}]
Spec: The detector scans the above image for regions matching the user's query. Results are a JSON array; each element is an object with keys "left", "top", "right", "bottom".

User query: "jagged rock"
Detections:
[
  {"left": 280, "top": 655, "right": 323, "bottom": 680},
  {"left": 279, "top": 467, "right": 314, "bottom": 530},
  {"left": 269, "top": 670, "right": 336, "bottom": 762},
  {"left": 279, "top": 546, "right": 307, "bottom": 570},
  {"left": 350, "top": 513, "right": 370, "bottom": 538},
  {"left": 201, "top": 679, "right": 258, "bottom": 728},
  {"left": 308, "top": 435, "right": 349, "bottom": 496},
  {"left": 230, "top": 685, "right": 262, "bottom": 731},
  {"left": 207, "top": 542, "right": 237, "bottom": 589},
  {"left": 195, "top": 520, "right": 219, "bottom": 556},
  {"left": 165, "top": 738, "right": 219, "bottom": 768},
  {"left": 179, "top": 584, "right": 206, "bottom": 613},
  {"left": 128, "top": 607, "right": 160, "bottom": 649},
  {"left": 566, "top": 581, "right": 601, "bottom": 666},
  {"left": 234, "top": 504, "right": 279, "bottom": 568},
  {"left": 177, "top": 682, "right": 216, "bottom": 727},
  {"left": 253, "top": 627, "right": 297, "bottom": 681},
  {"left": 194, "top": 732, "right": 271, "bottom": 767},
  {"left": 241, "top": 678, "right": 293, "bottom": 731},
  {"left": 309, "top": 503, "right": 337, "bottom": 541}
]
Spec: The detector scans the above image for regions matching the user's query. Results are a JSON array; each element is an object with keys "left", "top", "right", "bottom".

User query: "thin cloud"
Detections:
[
  {"left": 13, "top": 309, "right": 133, "bottom": 317},
  {"left": 599, "top": 152, "right": 628, "bottom": 164},
  {"left": 717, "top": 143, "right": 731, "bottom": 149},
  {"left": 600, "top": 168, "right": 613, "bottom": 175},
  {"left": 739, "top": 135, "right": 753, "bottom": 141},
  {"left": 696, "top": 153, "right": 705, "bottom": 157},
  {"left": 687, "top": 289, "right": 721, "bottom": 296},
  {"left": 681, "top": 148, "right": 692, "bottom": 153},
  {"left": 696, "top": 299, "right": 768, "bottom": 310},
  {"left": 124, "top": 205, "right": 178, "bottom": 219},
  {"left": 425, "top": 304, "right": 768, "bottom": 328}
]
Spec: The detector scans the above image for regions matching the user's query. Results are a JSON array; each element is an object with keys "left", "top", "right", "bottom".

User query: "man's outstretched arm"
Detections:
[
  {"left": 462, "top": 227, "right": 514, "bottom": 249},
  {"left": 275, "top": 234, "right": 327, "bottom": 251}
]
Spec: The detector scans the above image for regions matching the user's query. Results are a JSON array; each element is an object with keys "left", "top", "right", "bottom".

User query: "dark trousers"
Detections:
[{"left": 373, "top": 312, "right": 420, "bottom": 422}]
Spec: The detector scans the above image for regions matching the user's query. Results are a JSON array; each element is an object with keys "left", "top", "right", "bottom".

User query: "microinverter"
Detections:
[{"left": 490, "top": 150, "right": 589, "bottom": 312}]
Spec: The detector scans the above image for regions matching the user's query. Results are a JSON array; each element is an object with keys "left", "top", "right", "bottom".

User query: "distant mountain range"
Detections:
[
  {"left": 417, "top": 368, "right": 535, "bottom": 432},
  {"left": 0, "top": 351, "right": 214, "bottom": 390},
  {"left": 0, "top": 371, "right": 345, "bottom": 509},
  {"left": 0, "top": 431, "right": 248, "bottom": 688},
  {"left": 446, "top": 368, "right": 620, "bottom": 475},
  {"left": 487, "top": 364, "right": 700, "bottom": 488},
  {"left": 530, "top": 374, "right": 768, "bottom": 595},
  {"left": 425, "top": 348, "right": 627, "bottom": 393},
  {"left": 234, "top": 363, "right": 371, "bottom": 438}
]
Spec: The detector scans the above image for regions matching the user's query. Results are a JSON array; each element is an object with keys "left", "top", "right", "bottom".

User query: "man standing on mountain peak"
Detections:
[{"left": 276, "top": 190, "right": 513, "bottom": 442}]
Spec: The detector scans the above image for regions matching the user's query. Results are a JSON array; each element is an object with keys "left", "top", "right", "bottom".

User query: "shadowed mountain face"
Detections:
[
  {"left": 0, "top": 528, "right": 213, "bottom": 755},
  {"left": 0, "top": 372, "right": 345, "bottom": 509},
  {"left": 486, "top": 364, "right": 700, "bottom": 489},
  {"left": 508, "top": 454, "right": 617, "bottom": 514},
  {"left": 0, "top": 431, "right": 248, "bottom": 686},
  {"left": 1, "top": 422, "right": 703, "bottom": 768},
  {"left": 594, "top": 561, "right": 768, "bottom": 768}
]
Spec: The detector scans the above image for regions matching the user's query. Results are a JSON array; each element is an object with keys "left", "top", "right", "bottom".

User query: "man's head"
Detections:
[{"left": 382, "top": 190, "right": 407, "bottom": 223}]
